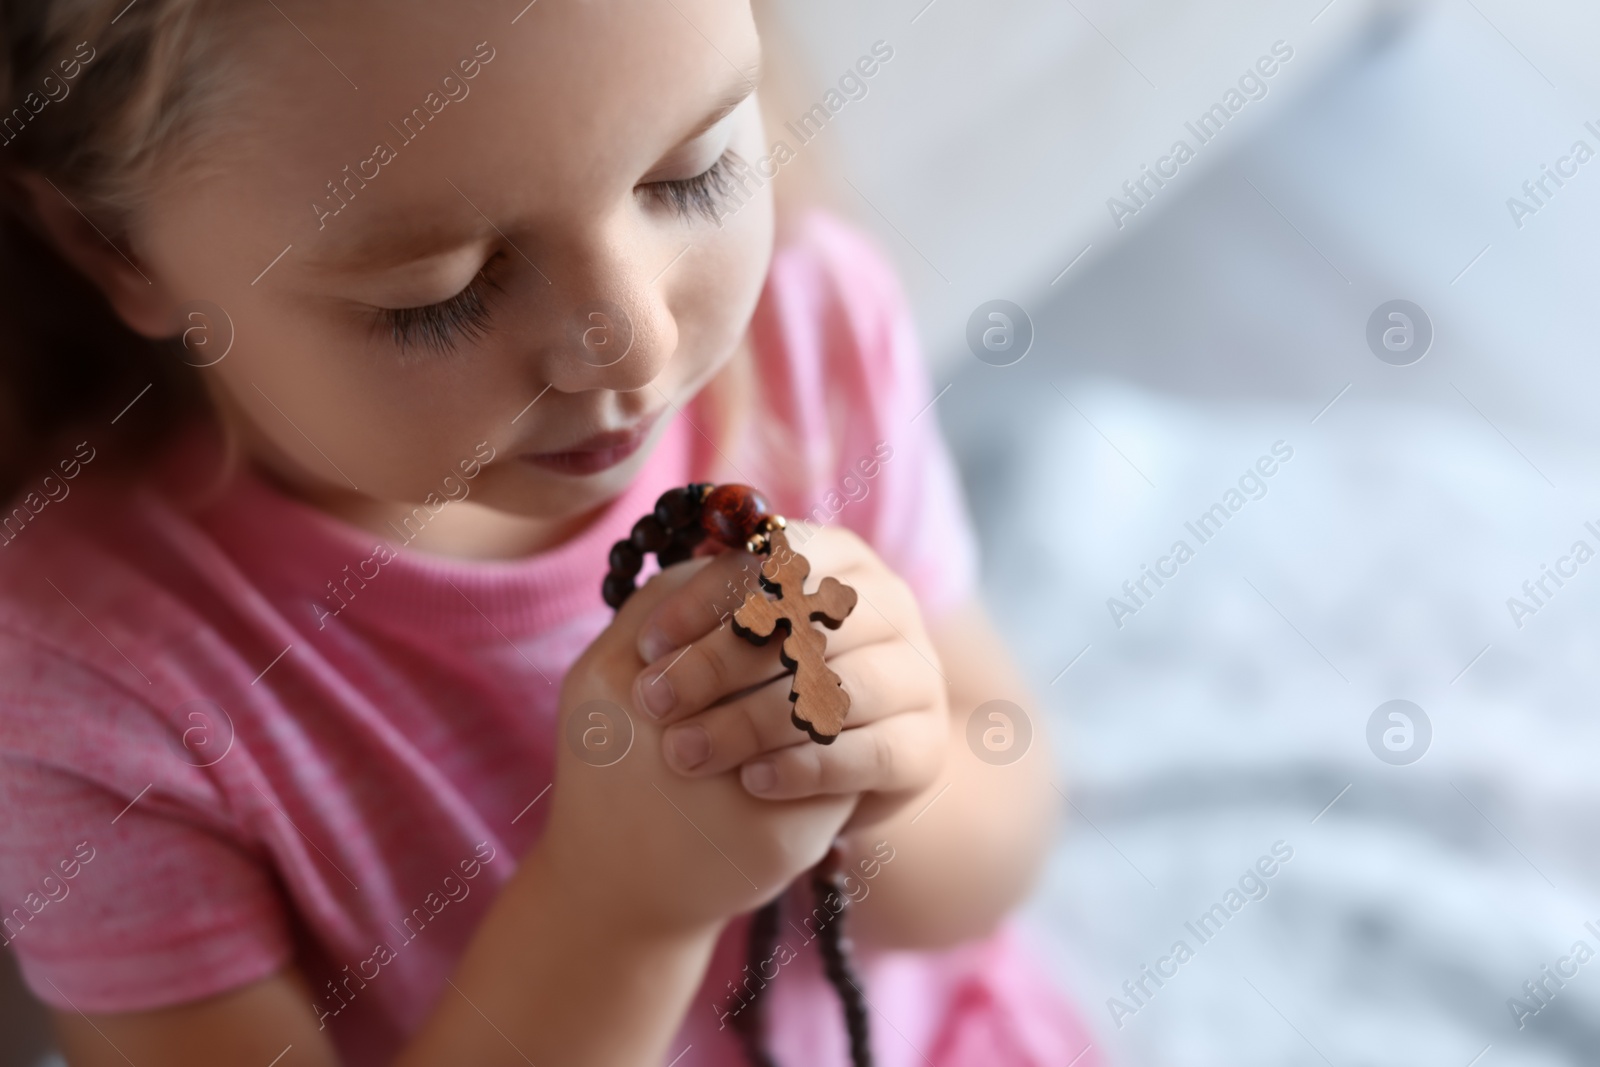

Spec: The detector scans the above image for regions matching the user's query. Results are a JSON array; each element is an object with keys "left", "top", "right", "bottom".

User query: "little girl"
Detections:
[{"left": 0, "top": 1, "right": 1097, "bottom": 1064}]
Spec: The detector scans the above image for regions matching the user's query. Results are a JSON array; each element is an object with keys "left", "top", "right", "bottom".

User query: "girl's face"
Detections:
[{"left": 129, "top": 0, "right": 771, "bottom": 552}]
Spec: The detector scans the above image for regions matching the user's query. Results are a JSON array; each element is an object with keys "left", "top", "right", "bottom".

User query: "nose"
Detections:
[{"left": 535, "top": 233, "right": 677, "bottom": 395}]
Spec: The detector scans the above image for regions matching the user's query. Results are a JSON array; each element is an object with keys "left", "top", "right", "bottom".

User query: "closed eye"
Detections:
[
  {"left": 372, "top": 253, "right": 504, "bottom": 359},
  {"left": 642, "top": 149, "right": 745, "bottom": 223}
]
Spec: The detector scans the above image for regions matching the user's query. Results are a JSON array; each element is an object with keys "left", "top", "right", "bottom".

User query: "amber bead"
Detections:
[{"left": 701, "top": 484, "right": 771, "bottom": 547}]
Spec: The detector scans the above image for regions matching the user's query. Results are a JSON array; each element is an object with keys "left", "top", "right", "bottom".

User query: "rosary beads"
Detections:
[{"left": 603, "top": 483, "right": 858, "bottom": 743}]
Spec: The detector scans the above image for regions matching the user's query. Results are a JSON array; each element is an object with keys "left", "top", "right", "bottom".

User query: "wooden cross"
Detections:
[{"left": 731, "top": 530, "right": 858, "bottom": 743}]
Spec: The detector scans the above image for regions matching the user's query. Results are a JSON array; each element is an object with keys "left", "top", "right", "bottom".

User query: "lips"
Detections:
[{"left": 518, "top": 410, "right": 664, "bottom": 476}]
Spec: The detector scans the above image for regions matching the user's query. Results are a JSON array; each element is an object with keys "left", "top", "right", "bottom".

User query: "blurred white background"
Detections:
[{"left": 766, "top": 0, "right": 1600, "bottom": 1065}]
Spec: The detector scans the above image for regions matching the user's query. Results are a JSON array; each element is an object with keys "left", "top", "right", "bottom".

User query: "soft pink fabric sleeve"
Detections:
[
  {"left": 0, "top": 639, "right": 293, "bottom": 1013},
  {"left": 751, "top": 211, "right": 981, "bottom": 621}
]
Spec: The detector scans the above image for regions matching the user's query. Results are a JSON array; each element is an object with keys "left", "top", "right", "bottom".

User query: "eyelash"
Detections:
[
  {"left": 373, "top": 152, "right": 741, "bottom": 358},
  {"left": 375, "top": 255, "right": 504, "bottom": 359},
  {"left": 644, "top": 149, "right": 745, "bottom": 222}
]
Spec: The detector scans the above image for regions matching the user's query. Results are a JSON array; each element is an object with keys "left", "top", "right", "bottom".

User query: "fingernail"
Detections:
[
  {"left": 638, "top": 625, "right": 673, "bottom": 663},
  {"left": 666, "top": 725, "right": 711, "bottom": 770},
  {"left": 639, "top": 670, "right": 676, "bottom": 719},
  {"left": 742, "top": 761, "right": 776, "bottom": 795}
]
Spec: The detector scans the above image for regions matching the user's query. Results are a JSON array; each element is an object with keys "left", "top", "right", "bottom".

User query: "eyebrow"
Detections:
[{"left": 305, "top": 67, "right": 762, "bottom": 274}]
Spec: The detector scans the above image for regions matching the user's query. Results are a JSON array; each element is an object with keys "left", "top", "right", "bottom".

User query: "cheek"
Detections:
[
  {"left": 669, "top": 168, "right": 774, "bottom": 383},
  {"left": 686, "top": 222, "right": 769, "bottom": 338},
  {"left": 143, "top": 171, "right": 520, "bottom": 508},
  {"left": 204, "top": 311, "right": 495, "bottom": 502},
  {"left": 138, "top": 213, "right": 456, "bottom": 499}
]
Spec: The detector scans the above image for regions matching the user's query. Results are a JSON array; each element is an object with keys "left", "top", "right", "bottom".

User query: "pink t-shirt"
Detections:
[{"left": 0, "top": 213, "right": 1096, "bottom": 1066}]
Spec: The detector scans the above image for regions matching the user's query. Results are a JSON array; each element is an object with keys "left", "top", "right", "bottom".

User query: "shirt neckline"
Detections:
[{"left": 164, "top": 414, "right": 698, "bottom": 642}]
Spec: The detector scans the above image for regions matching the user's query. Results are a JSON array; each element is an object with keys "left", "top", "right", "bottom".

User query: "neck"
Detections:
[{"left": 250, "top": 458, "right": 603, "bottom": 561}]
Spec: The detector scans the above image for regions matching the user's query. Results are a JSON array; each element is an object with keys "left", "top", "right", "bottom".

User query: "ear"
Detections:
[{"left": 10, "top": 170, "right": 179, "bottom": 338}]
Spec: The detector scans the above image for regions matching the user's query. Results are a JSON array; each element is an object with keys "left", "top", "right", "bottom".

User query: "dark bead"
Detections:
[
  {"left": 701, "top": 484, "right": 771, "bottom": 547},
  {"left": 602, "top": 571, "right": 634, "bottom": 609},
  {"left": 608, "top": 539, "right": 643, "bottom": 576},
  {"left": 653, "top": 486, "right": 700, "bottom": 530},
  {"left": 674, "top": 523, "right": 707, "bottom": 549},
  {"left": 630, "top": 514, "right": 669, "bottom": 552},
  {"left": 657, "top": 542, "right": 692, "bottom": 568}
]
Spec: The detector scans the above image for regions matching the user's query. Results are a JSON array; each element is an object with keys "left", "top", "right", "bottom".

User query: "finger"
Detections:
[
  {"left": 579, "top": 555, "right": 719, "bottom": 680},
  {"left": 633, "top": 623, "right": 788, "bottom": 723},
  {"left": 736, "top": 704, "right": 947, "bottom": 800},
  {"left": 634, "top": 581, "right": 907, "bottom": 724},
  {"left": 782, "top": 530, "right": 922, "bottom": 651},
  {"left": 608, "top": 553, "right": 716, "bottom": 632},
  {"left": 659, "top": 641, "right": 926, "bottom": 774},
  {"left": 778, "top": 525, "right": 879, "bottom": 584},
  {"left": 634, "top": 548, "right": 769, "bottom": 661},
  {"left": 635, "top": 526, "right": 899, "bottom": 660}
]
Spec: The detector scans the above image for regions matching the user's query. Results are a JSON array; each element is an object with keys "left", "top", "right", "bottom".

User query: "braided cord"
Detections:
[
  {"left": 729, "top": 898, "right": 781, "bottom": 1067},
  {"left": 813, "top": 853, "right": 873, "bottom": 1067}
]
